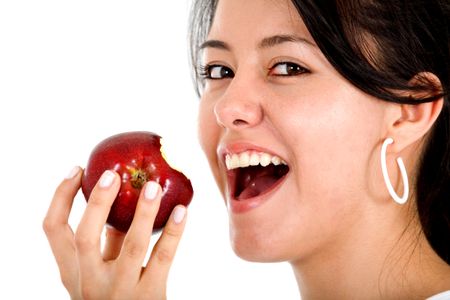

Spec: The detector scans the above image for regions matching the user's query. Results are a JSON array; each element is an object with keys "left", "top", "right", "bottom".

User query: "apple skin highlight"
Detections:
[{"left": 81, "top": 131, "right": 193, "bottom": 233}]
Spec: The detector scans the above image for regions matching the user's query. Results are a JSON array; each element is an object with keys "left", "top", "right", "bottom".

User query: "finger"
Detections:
[
  {"left": 140, "top": 205, "right": 187, "bottom": 289},
  {"left": 43, "top": 166, "right": 82, "bottom": 290},
  {"left": 75, "top": 170, "right": 120, "bottom": 273},
  {"left": 102, "top": 226, "right": 126, "bottom": 261},
  {"left": 116, "top": 181, "right": 162, "bottom": 282}
]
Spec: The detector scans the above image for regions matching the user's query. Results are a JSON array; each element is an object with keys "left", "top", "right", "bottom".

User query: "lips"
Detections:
[{"left": 219, "top": 143, "right": 290, "bottom": 213}]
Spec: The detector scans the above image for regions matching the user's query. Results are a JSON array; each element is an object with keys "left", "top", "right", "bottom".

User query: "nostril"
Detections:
[{"left": 233, "top": 119, "right": 248, "bottom": 126}]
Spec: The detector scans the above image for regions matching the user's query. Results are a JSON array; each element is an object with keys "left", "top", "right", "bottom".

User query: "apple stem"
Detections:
[{"left": 131, "top": 169, "right": 148, "bottom": 189}]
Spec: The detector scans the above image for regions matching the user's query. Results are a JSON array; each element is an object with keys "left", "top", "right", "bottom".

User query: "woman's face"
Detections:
[{"left": 198, "top": 0, "right": 389, "bottom": 262}]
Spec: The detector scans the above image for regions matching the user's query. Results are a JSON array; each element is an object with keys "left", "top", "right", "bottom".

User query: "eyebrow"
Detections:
[
  {"left": 259, "top": 34, "right": 317, "bottom": 49},
  {"left": 199, "top": 39, "right": 230, "bottom": 51},
  {"left": 199, "top": 34, "right": 317, "bottom": 51}
]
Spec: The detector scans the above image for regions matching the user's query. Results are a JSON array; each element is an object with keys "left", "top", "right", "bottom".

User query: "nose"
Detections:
[{"left": 213, "top": 77, "right": 264, "bottom": 130}]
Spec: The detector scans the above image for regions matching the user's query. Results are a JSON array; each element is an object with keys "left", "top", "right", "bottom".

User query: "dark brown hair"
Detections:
[{"left": 189, "top": 0, "right": 450, "bottom": 264}]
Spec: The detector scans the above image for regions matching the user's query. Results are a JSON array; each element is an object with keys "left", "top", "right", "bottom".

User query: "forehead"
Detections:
[{"left": 208, "top": 0, "right": 313, "bottom": 43}]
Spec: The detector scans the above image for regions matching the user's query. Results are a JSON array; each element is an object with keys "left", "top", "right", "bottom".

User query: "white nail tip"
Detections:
[
  {"left": 173, "top": 206, "right": 186, "bottom": 224},
  {"left": 65, "top": 166, "right": 80, "bottom": 179},
  {"left": 99, "top": 170, "right": 115, "bottom": 188},
  {"left": 144, "top": 181, "right": 160, "bottom": 200}
]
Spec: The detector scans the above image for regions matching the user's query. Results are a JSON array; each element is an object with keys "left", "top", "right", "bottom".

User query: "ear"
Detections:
[{"left": 387, "top": 72, "right": 444, "bottom": 152}]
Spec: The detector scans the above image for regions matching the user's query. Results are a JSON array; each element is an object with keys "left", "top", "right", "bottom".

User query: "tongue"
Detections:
[{"left": 237, "top": 174, "right": 279, "bottom": 200}]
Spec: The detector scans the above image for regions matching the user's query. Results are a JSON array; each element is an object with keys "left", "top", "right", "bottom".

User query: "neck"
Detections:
[{"left": 290, "top": 203, "right": 450, "bottom": 300}]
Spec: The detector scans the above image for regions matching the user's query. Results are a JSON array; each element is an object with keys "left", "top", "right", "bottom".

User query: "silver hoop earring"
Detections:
[{"left": 380, "top": 138, "right": 409, "bottom": 204}]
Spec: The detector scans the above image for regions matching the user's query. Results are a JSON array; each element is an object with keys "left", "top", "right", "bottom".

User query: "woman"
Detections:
[{"left": 43, "top": 0, "right": 450, "bottom": 299}]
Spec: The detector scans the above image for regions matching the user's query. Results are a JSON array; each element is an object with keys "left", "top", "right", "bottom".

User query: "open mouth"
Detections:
[{"left": 225, "top": 151, "right": 290, "bottom": 201}]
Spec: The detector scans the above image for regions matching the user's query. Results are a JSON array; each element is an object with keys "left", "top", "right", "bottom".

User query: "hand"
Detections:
[{"left": 43, "top": 167, "right": 187, "bottom": 300}]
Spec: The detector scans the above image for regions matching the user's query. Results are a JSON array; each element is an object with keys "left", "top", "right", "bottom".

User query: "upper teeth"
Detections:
[{"left": 225, "top": 151, "right": 287, "bottom": 170}]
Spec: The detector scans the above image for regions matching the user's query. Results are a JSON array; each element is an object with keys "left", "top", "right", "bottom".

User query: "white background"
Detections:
[{"left": 0, "top": 1, "right": 299, "bottom": 299}]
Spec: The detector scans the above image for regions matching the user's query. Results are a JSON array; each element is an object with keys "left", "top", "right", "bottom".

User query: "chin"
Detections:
[
  {"left": 230, "top": 238, "right": 290, "bottom": 263},
  {"left": 228, "top": 212, "right": 295, "bottom": 263},
  {"left": 230, "top": 237, "right": 282, "bottom": 263}
]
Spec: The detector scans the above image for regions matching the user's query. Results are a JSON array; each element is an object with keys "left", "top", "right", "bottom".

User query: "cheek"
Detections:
[
  {"left": 198, "top": 99, "right": 226, "bottom": 190},
  {"left": 198, "top": 97, "right": 220, "bottom": 155},
  {"left": 241, "top": 90, "right": 386, "bottom": 260},
  {"left": 278, "top": 85, "right": 384, "bottom": 202}
]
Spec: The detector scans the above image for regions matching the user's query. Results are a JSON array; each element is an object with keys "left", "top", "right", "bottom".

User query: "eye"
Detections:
[
  {"left": 199, "top": 64, "right": 235, "bottom": 80},
  {"left": 269, "top": 62, "right": 309, "bottom": 76}
]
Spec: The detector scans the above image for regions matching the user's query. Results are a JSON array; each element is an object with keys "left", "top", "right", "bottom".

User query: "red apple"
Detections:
[{"left": 81, "top": 131, "right": 193, "bottom": 233}]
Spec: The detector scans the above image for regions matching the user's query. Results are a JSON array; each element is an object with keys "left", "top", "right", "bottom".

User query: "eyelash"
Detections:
[
  {"left": 269, "top": 61, "right": 310, "bottom": 77},
  {"left": 198, "top": 64, "right": 234, "bottom": 80},
  {"left": 198, "top": 61, "right": 309, "bottom": 80}
]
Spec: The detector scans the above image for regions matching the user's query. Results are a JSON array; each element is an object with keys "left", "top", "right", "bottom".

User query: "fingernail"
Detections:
[
  {"left": 65, "top": 166, "right": 80, "bottom": 179},
  {"left": 173, "top": 206, "right": 186, "bottom": 224},
  {"left": 105, "top": 224, "right": 115, "bottom": 230},
  {"left": 99, "top": 170, "right": 115, "bottom": 188},
  {"left": 144, "top": 181, "right": 160, "bottom": 201}
]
